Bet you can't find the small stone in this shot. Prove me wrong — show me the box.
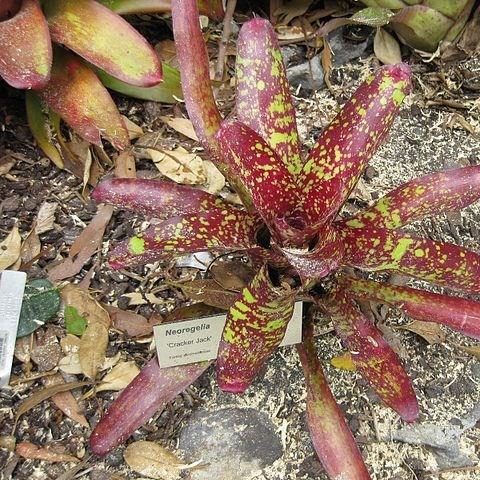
[1,196,20,212]
[286,55,324,95]
[327,27,371,66]
[178,407,283,480]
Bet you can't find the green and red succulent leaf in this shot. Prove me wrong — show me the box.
[38,48,129,150]
[43,0,162,87]
[343,165,480,230]
[0,0,52,89]
[299,63,412,229]
[171,0,222,160]
[341,225,480,295]
[235,18,302,176]
[89,357,210,456]
[216,121,307,245]
[25,90,64,169]
[109,209,262,269]
[94,63,182,104]
[297,321,371,480]
[324,288,419,422]
[216,265,296,393]
[92,178,231,218]
[98,0,224,19]
[341,277,480,340]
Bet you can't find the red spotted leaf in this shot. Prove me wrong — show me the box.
[297,322,371,480]
[171,0,221,160]
[299,63,412,228]
[217,121,305,245]
[0,0,51,89]
[109,209,261,269]
[344,165,480,230]
[90,357,210,456]
[324,288,419,422]
[99,0,224,19]
[340,225,480,295]
[92,178,231,218]
[235,18,302,176]
[38,48,129,150]
[341,277,480,341]
[43,0,162,87]
[216,265,296,393]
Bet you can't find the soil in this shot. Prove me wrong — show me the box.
[0,13,479,480]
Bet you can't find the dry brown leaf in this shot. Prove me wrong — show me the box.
[170,279,237,310]
[155,39,178,66]
[14,336,32,364]
[43,373,89,428]
[15,381,90,426]
[149,146,206,185]
[211,262,254,291]
[58,352,82,375]
[275,22,314,42]
[274,0,313,25]
[61,284,111,328]
[31,329,61,372]
[97,361,140,392]
[0,435,16,451]
[201,160,225,195]
[321,37,333,91]
[455,343,480,359]
[374,27,401,65]
[78,321,109,378]
[115,149,137,178]
[106,305,162,337]
[0,154,16,175]
[121,116,144,140]
[16,441,79,463]
[398,320,446,345]
[48,204,114,281]
[0,225,21,270]
[35,202,58,234]
[159,116,198,141]
[20,227,41,264]
[124,441,183,480]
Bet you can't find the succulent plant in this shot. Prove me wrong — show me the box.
[0,0,184,165]
[89,0,480,477]
[358,0,476,51]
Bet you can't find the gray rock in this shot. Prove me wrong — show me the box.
[388,404,480,468]
[327,27,371,66]
[286,55,324,95]
[178,407,283,480]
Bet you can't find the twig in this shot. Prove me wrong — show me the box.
[214,0,237,81]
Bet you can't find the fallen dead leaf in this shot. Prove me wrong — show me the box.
[149,146,206,185]
[15,381,90,427]
[16,441,79,463]
[31,328,61,372]
[274,0,313,25]
[159,116,198,141]
[96,361,140,392]
[121,116,144,140]
[106,305,162,337]
[58,353,82,375]
[398,320,446,345]
[115,149,137,178]
[170,279,237,310]
[0,154,16,176]
[35,202,58,235]
[374,27,401,65]
[43,373,89,428]
[211,262,254,291]
[201,160,225,195]
[61,284,111,328]
[0,435,16,451]
[0,225,21,270]
[20,226,41,264]
[330,352,356,371]
[454,343,480,359]
[78,321,109,378]
[124,441,184,480]
[48,204,114,281]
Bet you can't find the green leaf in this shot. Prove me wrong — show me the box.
[351,7,395,27]
[17,279,61,338]
[95,63,182,104]
[64,305,87,336]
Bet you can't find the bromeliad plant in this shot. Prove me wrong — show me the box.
[0,0,187,165]
[89,0,480,477]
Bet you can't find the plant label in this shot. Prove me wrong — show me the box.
[0,270,27,388]
[155,301,303,368]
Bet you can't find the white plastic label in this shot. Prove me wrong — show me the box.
[0,271,27,387]
[155,301,302,368]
